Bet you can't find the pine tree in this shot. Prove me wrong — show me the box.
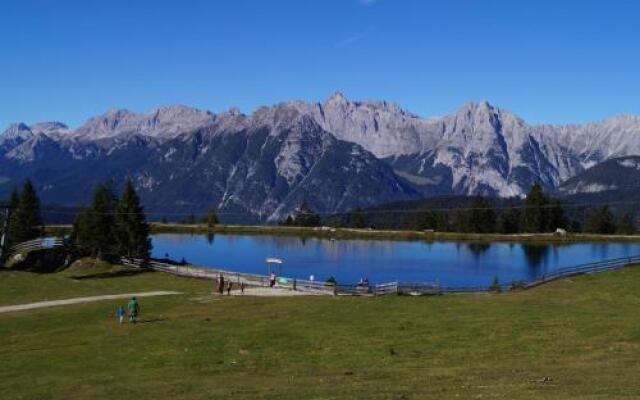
[73,182,118,259]
[293,202,321,227]
[468,195,496,233]
[547,200,567,231]
[202,210,219,228]
[523,182,548,233]
[418,211,437,230]
[498,206,522,234]
[7,188,20,247]
[617,213,636,235]
[584,205,617,234]
[348,208,367,229]
[279,216,294,226]
[115,179,151,259]
[18,180,43,241]
[185,214,196,224]
[9,180,43,244]
[453,209,470,233]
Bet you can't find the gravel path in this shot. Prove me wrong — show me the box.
[0,291,182,314]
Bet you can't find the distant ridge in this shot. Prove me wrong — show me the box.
[2,93,640,222]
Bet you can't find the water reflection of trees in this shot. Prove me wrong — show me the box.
[521,245,550,268]
[206,233,215,245]
[466,243,490,258]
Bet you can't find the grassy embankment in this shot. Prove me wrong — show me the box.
[1,260,640,399]
[46,222,640,243]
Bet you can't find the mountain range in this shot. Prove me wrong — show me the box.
[2,93,639,222]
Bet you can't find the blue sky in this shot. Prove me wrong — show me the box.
[1,0,639,129]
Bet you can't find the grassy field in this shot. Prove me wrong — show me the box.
[2,262,640,399]
[45,223,640,244]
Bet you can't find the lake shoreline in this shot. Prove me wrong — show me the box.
[45,223,640,244]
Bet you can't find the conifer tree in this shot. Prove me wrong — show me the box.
[617,213,636,235]
[453,208,471,233]
[115,179,151,259]
[9,180,43,245]
[584,205,617,234]
[417,210,450,231]
[7,188,20,247]
[185,214,196,224]
[17,180,43,241]
[279,215,294,226]
[547,200,567,231]
[73,182,118,259]
[202,210,219,228]
[467,195,496,233]
[523,182,548,233]
[498,206,522,234]
[348,208,367,229]
[293,202,321,227]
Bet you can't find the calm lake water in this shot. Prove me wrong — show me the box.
[151,233,640,287]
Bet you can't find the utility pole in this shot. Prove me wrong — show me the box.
[0,207,11,263]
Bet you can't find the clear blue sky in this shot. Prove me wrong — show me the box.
[1,0,639,129]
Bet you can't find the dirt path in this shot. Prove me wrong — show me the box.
[0,291,182,314]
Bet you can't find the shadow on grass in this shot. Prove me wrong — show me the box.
[70,268,152,281]
[135,318,167,324]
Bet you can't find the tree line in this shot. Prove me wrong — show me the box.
[303,183,637,235]
[411,183,636,235]
[72,179,151,261]
[1,178,151,262]
[1,180,43,249]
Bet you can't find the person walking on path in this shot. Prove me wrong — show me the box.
[226,280,233,296]
[116,305,125,324]
[216,274,225,295]
[240,281,245,294]
[128,297,140,323]
[269,272,276,288]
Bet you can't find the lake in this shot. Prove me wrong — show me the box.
[151,233,640,287]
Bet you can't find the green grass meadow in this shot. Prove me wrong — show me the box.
[1,262,640,399]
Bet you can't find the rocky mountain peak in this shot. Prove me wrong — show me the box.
[3,95,640,210]
[0,123,35,148]
[2,122,31,137]
[326,91,348,105]
[30,122,69,135]
[456,100,496,118]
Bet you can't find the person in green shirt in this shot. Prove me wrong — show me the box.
[128,297,140,323]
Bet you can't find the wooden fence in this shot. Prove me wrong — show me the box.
[9,237,67,255]
[123,253,640,297]
[11,235,636,296]
[122,258,336,296]
[523,254,640,289]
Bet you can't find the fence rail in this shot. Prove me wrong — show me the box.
[122,258,336,295]
[9,237,66,255]
[12,236,638,296]
[524,254,640,289]
[123,253,640,297]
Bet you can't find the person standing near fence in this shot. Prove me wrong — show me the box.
[226,280,233,295]
[269,272,276,288]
